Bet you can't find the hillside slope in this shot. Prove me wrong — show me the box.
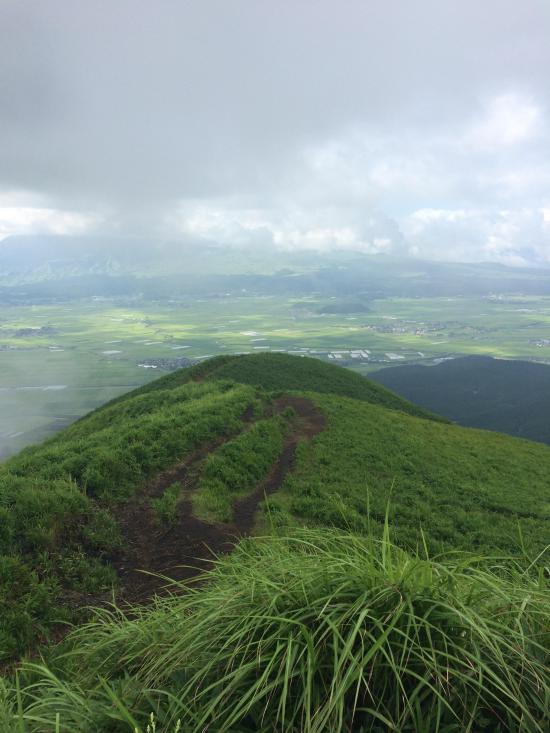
[113,352,446,421]
[264,391,550,555]
[372,354,550,444]
[1,353,549,664]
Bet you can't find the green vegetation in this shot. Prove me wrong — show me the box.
[2,352,550,662]
[0,352,549,731]
[0,556,59,662]
[8,380,253,499]
[0,379,256,661]
[130,353,441,422]
[200,354,442,420]
[265,391,550,557]
[373,354,550,445]
[7,289,550,458]
[194,413,291,522]
[2,530,548,732]
[205,354,442,417]
[152,483,182,526]
[318,301,370,313]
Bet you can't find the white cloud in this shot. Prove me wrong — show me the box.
[466,93,542,149]
[173,198,405,255]
[0,1,549,268]
[271,227,394,253]
[3,86,549,266]
[0,195,100,240]
[403,207,550,265]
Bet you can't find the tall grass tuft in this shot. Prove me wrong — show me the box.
[4,528,549,732]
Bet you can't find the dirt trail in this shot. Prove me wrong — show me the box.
[112,396,325,602]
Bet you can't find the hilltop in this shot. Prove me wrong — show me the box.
[120,352,445,421]
[0,352,548,731]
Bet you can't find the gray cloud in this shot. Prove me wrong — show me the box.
[1,1,550,262]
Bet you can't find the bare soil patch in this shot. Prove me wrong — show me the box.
[111,396,325,602]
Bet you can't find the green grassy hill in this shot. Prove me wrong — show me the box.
[1,353,548,731]
[113,352,446,421]
[264,391,550,555]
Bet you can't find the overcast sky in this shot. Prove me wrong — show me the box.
[1,0,550,265]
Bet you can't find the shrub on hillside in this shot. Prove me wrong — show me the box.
[0,556,58,661]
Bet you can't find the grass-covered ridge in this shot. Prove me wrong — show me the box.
[114,352,445,422]
[1,352,549,731]
[4,530,549,732]
[0,379,258,660]
[2,353,550,661]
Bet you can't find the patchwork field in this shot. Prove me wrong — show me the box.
[3,292,550,456]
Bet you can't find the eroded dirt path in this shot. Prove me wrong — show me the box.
[112,396,325,602]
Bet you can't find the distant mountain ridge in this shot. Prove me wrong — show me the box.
[5,234,550,298]
[372,355,550,445]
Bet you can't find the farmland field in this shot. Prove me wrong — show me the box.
[3,292,550,456]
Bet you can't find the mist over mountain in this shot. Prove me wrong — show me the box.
[4,235,550,302]
[0,234,223,278]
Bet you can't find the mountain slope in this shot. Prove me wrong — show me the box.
[116,352,446,421]
[1,353,549,664]
[265,391,550,555]
[372,355,550,444]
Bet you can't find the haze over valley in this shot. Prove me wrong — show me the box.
[1,3,549,731]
